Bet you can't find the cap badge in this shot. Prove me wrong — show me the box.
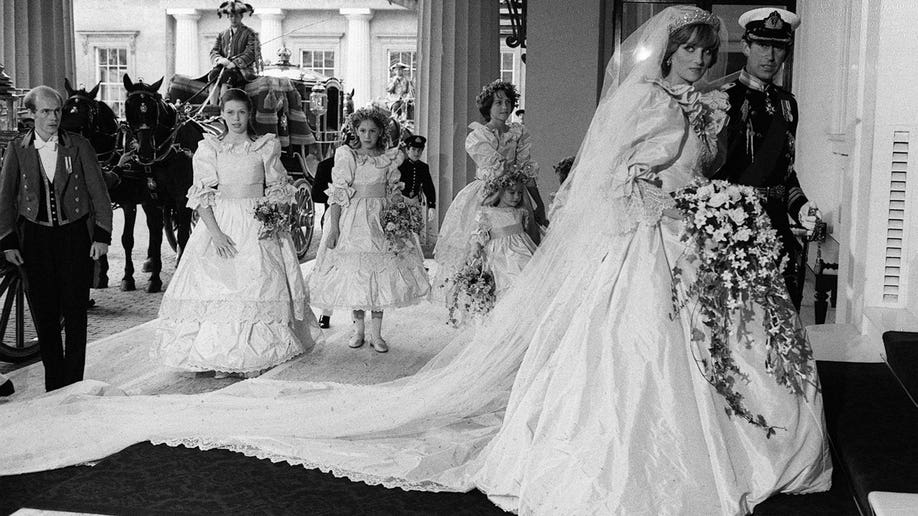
[765,11,784,30]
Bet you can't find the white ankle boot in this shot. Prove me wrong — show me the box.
[349,317,365,348]
[367,317,388,353]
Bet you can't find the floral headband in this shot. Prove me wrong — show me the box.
[347,106,390,134]
[482,164,532,198]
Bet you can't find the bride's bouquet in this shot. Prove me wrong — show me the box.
[670,178,816,437]
[445,247,497,327]
[253,199,296,240]
[381,193,422,255]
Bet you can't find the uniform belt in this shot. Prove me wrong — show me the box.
[354,183,387,198]
[754,185,786,200]
[219,184,264,199]
[490,223,524,239]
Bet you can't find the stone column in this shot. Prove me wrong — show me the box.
[340,8,373,109]
[256,8,285,66]
[0,0,75,92]
[167,8,201,76]
[415,0,500,222]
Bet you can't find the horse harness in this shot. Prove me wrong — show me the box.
[122,89,199,199]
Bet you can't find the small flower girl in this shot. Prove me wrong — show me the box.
[473,170,538,297]
[309,107,430,353]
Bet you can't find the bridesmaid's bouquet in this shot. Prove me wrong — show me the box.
[381,195,422,255]
[670,178,817,437]
[445,247,497,327]
[253,199,296,240]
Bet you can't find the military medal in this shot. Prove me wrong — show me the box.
[781,99,793,122]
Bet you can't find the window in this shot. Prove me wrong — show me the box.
[388,50,417,78]
[501,51,515,84]
[301,50,336,78]
[96,47,129,117]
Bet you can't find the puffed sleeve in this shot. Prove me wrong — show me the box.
[384,147,405,195]
[618,82,689,196]
[324,146,357,207]
[262,135,297,204]
[465,123,504,181]
[187,136,220,210]
[513,125,540,183]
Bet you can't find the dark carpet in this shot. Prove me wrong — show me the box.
[817,359,918,515]
[2,442,505,516]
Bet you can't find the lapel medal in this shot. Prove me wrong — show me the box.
[781,100,793,123]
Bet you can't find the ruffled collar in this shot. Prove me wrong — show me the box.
[648,77,729,169]
[207,133,276,153]
[650,78,728,133]
[468,121,523,143]
[347,145,402,167]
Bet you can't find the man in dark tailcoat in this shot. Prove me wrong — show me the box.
[207,1,261,106]
[712,8,821,309]
[0,86,113,391]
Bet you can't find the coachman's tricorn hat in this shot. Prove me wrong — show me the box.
[217,1,254,17]
[739,8,800,45]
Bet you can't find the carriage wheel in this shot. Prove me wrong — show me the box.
[164,207,198,253]
[0,262,41,362]
[291,178,315,263]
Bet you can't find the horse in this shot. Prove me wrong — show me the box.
[119,74,207,293]
[60,79,123,291]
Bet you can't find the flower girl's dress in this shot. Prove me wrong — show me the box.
[474,206,536,297]
[309,145,429,310]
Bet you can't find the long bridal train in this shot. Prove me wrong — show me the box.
[0,6,831,515]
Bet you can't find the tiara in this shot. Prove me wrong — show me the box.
[668,9,720,33]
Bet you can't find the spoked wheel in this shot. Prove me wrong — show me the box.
[0,262,41,362]
[292,178,315,263]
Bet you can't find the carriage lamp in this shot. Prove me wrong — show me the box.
[309,84,328,116]
[0,96,16,132]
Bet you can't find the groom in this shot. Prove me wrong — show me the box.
[0,86,113,391]
[712,8,819,310]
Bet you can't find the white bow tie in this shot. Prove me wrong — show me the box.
[34,135,58,150]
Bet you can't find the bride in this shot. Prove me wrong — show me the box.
[0,6,830,514]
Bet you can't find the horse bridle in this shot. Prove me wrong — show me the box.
[123,89,194,166]
[65,93,120,163]
[65,93,99,131]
